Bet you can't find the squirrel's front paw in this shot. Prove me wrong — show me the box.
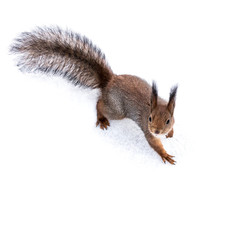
[166,128,174,138]
[96,117,110,130]
[160,152,176,165]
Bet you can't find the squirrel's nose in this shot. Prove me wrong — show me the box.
[155,130,160,134]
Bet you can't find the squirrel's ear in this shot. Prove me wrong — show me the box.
[151,81,158,111]
[167,85,178,115]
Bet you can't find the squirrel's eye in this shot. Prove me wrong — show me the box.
[149,116,152,122]
[166,119,170,125]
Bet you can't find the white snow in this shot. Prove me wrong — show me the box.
[0,1,240,239]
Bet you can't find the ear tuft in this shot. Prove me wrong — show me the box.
[168,85,178,115]
[169,85,178,102]
[151,81,158,110]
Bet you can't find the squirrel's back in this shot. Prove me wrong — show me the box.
[10,26,113,89]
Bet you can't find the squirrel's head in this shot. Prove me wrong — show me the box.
[148,82,178,136]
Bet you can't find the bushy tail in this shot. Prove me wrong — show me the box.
[10,26,113,89]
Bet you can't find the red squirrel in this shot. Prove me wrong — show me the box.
[10,27,178,164]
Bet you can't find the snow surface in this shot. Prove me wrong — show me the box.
[0,1,240,239]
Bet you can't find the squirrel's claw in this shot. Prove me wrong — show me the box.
[161,153,176,165]
[96,117,110,130]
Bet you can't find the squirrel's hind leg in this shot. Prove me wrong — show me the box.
[96,99,110,130]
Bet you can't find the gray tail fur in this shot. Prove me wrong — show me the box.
[10,26,113,89]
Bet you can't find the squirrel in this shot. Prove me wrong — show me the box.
[10,26,178,164]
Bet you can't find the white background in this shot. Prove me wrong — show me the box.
[0,0,240,239]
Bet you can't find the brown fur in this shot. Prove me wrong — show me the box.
[10,26,178,164]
